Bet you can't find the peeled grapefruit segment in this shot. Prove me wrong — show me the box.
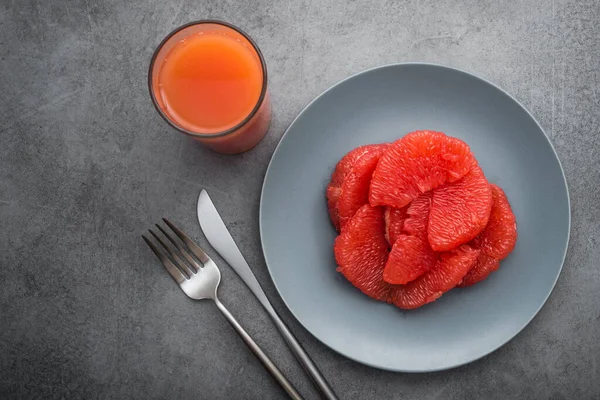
[326,187,342,230]
[327,144,387,230]
[334,204,391,301]
[337,145,389,229]
[458,253,500,287]
[459,185,517,286]
[428,166,493,252]
[384,206,408,245]
[383,235,438,284]
[369,131,477,208]
[384,194,434,284]
[471,184,518,260]
[402,192,432,238]
[329,146,371,188]
[390,245,479,309]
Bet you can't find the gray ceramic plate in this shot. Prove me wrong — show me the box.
[259,63,570,372]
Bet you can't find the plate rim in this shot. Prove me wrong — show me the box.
[259,62,571,372]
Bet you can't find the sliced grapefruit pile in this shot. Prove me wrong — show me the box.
[328,131,517,310]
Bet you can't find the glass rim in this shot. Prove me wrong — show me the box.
[148,20,268,139]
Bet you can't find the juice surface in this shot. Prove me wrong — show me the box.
[157,32,263,134]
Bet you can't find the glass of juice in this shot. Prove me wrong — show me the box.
[148,21,271,154]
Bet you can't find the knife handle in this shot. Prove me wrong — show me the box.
[266,305,339,400]
[234,268,338,400]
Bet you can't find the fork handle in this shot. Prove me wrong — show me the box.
[214,298,304,400]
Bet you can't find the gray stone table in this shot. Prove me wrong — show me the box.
[1,0,599,399]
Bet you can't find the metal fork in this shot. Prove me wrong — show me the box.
[142,218,303,400]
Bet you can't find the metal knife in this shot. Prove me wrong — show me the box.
[197,190,338,400]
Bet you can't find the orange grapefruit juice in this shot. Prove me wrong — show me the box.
[150,22,270,154]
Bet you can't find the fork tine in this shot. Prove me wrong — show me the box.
[149,229,193,278]
[156,224,201,273]
[142,235,187,284]
[162,218,211,263]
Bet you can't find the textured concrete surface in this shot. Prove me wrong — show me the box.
[1,0,599,399]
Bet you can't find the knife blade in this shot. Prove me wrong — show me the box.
[196,189,273,310]
[197,189,338,400]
